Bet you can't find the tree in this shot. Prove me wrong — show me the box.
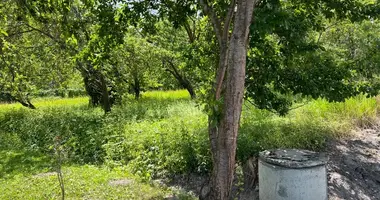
[322,19,380,83]
[0,1,75,108]
[152,21,198,99]
[11,0,130,113]
[245,0,380,115]
[150,19,217,99]
[110,29,163,100]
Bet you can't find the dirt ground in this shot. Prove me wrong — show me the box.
[327,125,380,200]
[167,124,380,200]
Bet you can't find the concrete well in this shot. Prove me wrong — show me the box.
[259,149,327,200]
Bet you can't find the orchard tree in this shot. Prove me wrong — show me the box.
[110,30,163,100]
[0,1,74,107]
[322,19,380,82]
[150,19,217,99]
[11,0,130,113]
[245,1,380,115]
[151,20,199,99]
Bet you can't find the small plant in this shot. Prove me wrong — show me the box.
[54,135,65,200]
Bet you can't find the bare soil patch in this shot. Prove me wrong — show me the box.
[108,179,134,186]
[327,125,380,200]
[164,124,380,199]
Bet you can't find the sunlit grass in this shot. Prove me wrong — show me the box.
[0,164,196,200]
[0,90,190,111]
[0,97,89,111]
[0,90,379,198]
[141,90,190,100]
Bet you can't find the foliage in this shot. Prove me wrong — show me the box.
[0,2,77,107]
[104,103,210,179]
[238,94,378,162]
[1,91,378,180]
[245,0,380,115]
[147,19,217,97]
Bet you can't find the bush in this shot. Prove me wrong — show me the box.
[237,94,378,163]
[0,106,106,163]
[0,91,378,181]
[103,100,211,180]
[0,91,211,178]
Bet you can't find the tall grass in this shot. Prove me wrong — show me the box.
[141,90,190,100]
[0,90,378,180]
[0,97,89,113]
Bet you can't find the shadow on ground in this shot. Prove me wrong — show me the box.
[164,125,380,200]
[0,149,51,179]
[327,127,380,200]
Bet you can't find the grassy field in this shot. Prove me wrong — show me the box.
[0,90,378,199]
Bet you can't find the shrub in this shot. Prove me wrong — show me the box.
[0,91,378,181]
[0,106,106,163]
[103,101,211,180]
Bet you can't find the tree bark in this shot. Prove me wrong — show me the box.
[78,62,112,113]
[99,71,111,113]
[205,0,256,199]
[132,73,141,100]
[184,79,197,99]
[165,59,197,99]
[242,157,259,190]
[79,63,102,106]
[17,98,36,109]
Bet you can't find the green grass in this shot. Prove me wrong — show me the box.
[0,97,89,112]
[0,90,378,199]
[141,90,190,100]
[0,164,195,200]
[0,150,51,179]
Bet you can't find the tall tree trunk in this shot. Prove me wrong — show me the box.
[206,0,255,199]
[78,62,112,113]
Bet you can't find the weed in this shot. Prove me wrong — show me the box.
[0,90,378,185]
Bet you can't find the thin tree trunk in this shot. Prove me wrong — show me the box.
[184,80,196,99]
[17,99,36,109]
[206,0,255,199]
[242,157,259,190]
[133,74,140,100]
[99,72,111,113]
[165,59,197,99]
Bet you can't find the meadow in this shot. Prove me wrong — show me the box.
[0,90,378,199]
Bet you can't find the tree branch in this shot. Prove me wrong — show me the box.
[183,20,195,43]
[199,0,223,47]
[5,29,35,37]
[22,23,59,42]
[222,0,236,42]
